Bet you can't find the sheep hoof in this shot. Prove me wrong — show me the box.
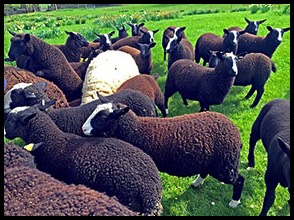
[229,199,240,208]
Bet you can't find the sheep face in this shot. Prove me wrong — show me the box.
[223,29,245,53]
[95,31,115,51]
[8,33,33,61]
[4,82,32,114]
[266,26,290,45]
[65,31,89,47]
[140,29,159,44]
[216,52,238,77]
[164,34,179,54]
[4,82,49,115]
[128,22,145,36]
[136,42,156,58]
[82,102,129,137]
[244,17,267,35]
[117,25,128,38]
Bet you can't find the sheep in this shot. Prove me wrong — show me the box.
[7,30,83,102]
[82,98,245,208]
[4,142,138,216]
[116,74,166,117]
[112,29,159,50]
[162,26,187,61]
[4,65,69,109]
[81,50,140,103]
[53,30,89,62]
[4,103,163,216]
[80,42,100,62]
[28,89,158,136]
[4,82,53,121]
[127,22,149,36]
[195,29,246,66]
[224,17,267,36]
[163,27,194,69]
[70,47,103,81]
[208,52,277,108]
[236,26,290,58]
[164,52,238,112]
[118,42,156,74]
[93,31,115,51]
[93,25,129,44]
[247,99,290,216]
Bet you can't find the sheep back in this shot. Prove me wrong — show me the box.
[81,50,140,103]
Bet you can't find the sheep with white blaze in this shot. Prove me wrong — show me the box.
[164,26,194,69]
[208,52,277,108]
[4,102,163,216]
[195,29,246,66]
[81,50,140,104]
[224,17,267,36]
[247,99,290,216]
[82,97,245,208]
[127,22,149,36]
[236,26,290,58]
[164,52,238,112]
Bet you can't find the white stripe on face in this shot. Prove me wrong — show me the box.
[82,103,114,136]
[4,82,32,113]
[226,52,238,75]
[148,31,154,43]
[232,31,238,44]
[104,34,111,45]
[276,28,283,42]
[9,106,30,114]
[165,34,177,51]
[254,21,258,32]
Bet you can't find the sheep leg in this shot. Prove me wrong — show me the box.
[181,96,188,107]
[229,175,244,208]
[191,173,208,187]
[243,86,255,100]
[247,133,259,168]
[250,87,264,108]
[259,172,278,216]
[199,103,209,112]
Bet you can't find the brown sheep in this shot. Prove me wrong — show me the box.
[116,73,166,117]
[7,30,83,102]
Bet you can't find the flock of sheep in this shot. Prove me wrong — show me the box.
[4,13,290,216]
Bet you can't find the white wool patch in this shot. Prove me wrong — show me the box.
[165,34,177,51]
[225,52,238,75]
[81,50,139,104]
[276,28,283,42]
[82,103,114,136]
[4,82,32,113]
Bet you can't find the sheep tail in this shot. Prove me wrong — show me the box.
[271,61,277,73]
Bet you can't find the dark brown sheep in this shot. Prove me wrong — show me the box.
[7,30,83,102]
[82,100,245,208]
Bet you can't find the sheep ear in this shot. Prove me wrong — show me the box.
[140,29,147,34]
[36,99,56,111]
[94,32,102,37]
[24,34,31,42]
[96,91,110,103]
[180,27,186,32]
[24,91,36,99]
[122,25,125,30]
[266,26,273,32]
[35,81,47,91]
[283,27,290,33]
[109,31,115,36]
[223,29,229,35]
[127,22,133,27]
[239,30,246,35]
[113,106,130,119]
[207,49,213,55]
[153,29,159,34]
[139,23,145,27]
[277,137,290,157]
[258,19,267,24]
[65,30,70,35]
[24,142,43,152]
[244,17,250,24]
[7,29,16,36]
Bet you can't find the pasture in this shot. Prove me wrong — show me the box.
[4,4,290,216]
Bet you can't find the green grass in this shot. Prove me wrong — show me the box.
[4,4,290,216]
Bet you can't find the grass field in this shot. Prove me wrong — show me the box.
[4,4,290,216]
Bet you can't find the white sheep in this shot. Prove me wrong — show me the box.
[81,50,140,104]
